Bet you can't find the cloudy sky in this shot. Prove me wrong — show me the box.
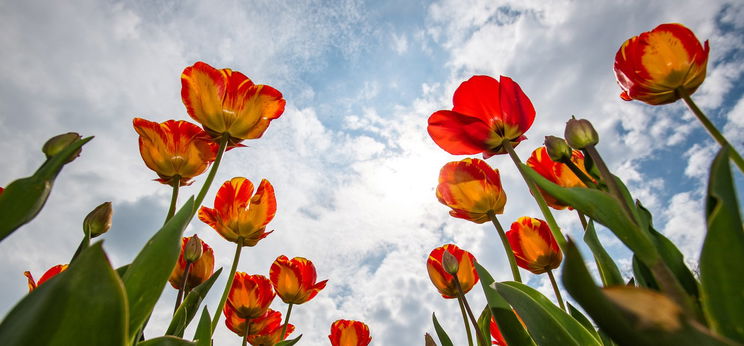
[1,0,742,344]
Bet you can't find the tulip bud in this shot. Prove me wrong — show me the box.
[84,202,113,238]
[184,235,203,263]
[543,136,572,162]
[564,117,599,149]
[442,250,459,275]
[425,333,437,346]
[42,132,82,162]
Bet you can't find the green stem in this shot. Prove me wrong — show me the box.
[280,303,294,341]
[546,269,566,311]
[455,279,489,346]
[70,233,90,263]
[488,211,521,283]
[211,238,244,333]
[584,145,638,224]
[678,88,744,173]
[165,178,181,223]
[173,262,192,314]
[502,140,567,251]
[563,159,598,189]
[576,211,588,231]
[242,320,251,346]
[194,134,229,213]
[457,295,474,346]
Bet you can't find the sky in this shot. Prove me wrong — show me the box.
[0,0,743,345]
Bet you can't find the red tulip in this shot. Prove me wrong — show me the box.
[436,158,507,223]
[227,272,276,319]
[426,244,479,299]
[526,146,591,210]
[270,255,328,304]
[168,236,215,290]
[489,316,507,345]
[507,217,562,274]
[428,75,535,158]
[329,319,371,346]
[24,264,68,292]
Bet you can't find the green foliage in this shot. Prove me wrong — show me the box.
[193,307,212,346]
[138,336,196,346]
[582,220,624,286]
[476,305,492,346]
[276,335,303,346]
[432,312,454,346]
[474,263,535,346]
[167,268,223,337]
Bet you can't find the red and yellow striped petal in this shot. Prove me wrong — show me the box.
[224,306,284,337]
[526,147,589,210]
[168,236,215,289]
[329,320,372,346]
[247,322,295,345]
[227,272,276,319]
[506,217,562,274]
[426,244,479,299]
[181,62,229,133]
[436,158,507,224]
[270,255,328,304]
[24,264,68,292]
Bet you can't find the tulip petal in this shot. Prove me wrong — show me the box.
[181,62,228,133]
[428,110,491,155]
[498,76,536,138]
[452,75,503,124]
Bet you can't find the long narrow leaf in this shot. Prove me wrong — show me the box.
[583,220,624,286]
[432,312,454,346]
[167,268,223,337]
[193,307,212,346]
[474,263,535,346]
[137,336,196,346]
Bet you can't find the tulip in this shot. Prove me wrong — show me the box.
[42,132,82,163]
[224,306,284,337]
[169,236,215,290]
[506,217,562,274]
[83,201,113,238]
[526,147,591,210]
[329,319,372,346]
[564,117,598,150]
[427,244,479,299]
[543,136,571,163]
[133,118,217,186]
[428,75,535,158]
[199,177,276,247]
[436,158,507,224]
[227,272,276,319]
[24,264,68,292]
[246,322,295,346]
[270,255,328,304]
[181,61,286,147]
[489,316,507,345]
[614,23,709,105]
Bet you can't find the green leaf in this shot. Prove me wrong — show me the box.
[123,197,195,342]
[0,136,93,241]
[432,312,454,346]
[476,305,492,346]
[495,281,601,346]
[523,164,658,264]
[116,264,130,279]
[562,239,731,346]
[193,307,212,346]
[582,220,624,286]
[632,255,658,290]
[137,336,196,346]
[167,268,223,337]
[0,242,127,346]
[700,148,744,343]
[276,335,303,346]
[474,263,535,346]
[567,303,601,343]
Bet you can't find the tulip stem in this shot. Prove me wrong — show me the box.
[488,212,521,283]
[502,140,567,251]
[457,295,474,346]
[194,134,229,213]
[678,88,744,173]
[576,211,588,231]
[546,269,566,311]
[165,178,181,223]
[584,145,638,225]
[563,160,598,189]
[455,279,489,346]
[211,237,244,333]
[173,262,192,314]
[280,303,294,341]
[242,320,251,346]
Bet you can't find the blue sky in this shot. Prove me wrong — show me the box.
[0,0,742,345]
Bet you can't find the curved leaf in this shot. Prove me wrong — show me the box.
[193,307,212,346]
[474,263,535,346]
[167,268,223,337]
[567,302,600,343]
[432,312,454,346]
[476,305,492,346]
[276,334,303,346]
[137,336,195,346]
[583,220,624,286]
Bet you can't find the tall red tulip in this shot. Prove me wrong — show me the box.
[506,217,562,274]
[270,255,328,304]
[436,158,507,223]
[329,319,371,346]
[168,236,215,289]
[426,244,479,299]
[226,272,276,319]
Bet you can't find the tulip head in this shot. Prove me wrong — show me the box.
[329,319,372,346]
[543,136,571,163]
[436,158,507,224]
[246,319,295,345]
[83,201,113,238]
[42,132,82,163]
[224,306,293,341]
[24,264,68,292]
[614,23,709,105]
[133,118,217,186]
[270,255,328,305]
[184,234,204,263]
[427,244,479,299]
[526,146,591,210]
[227,272,276,319]
[168,236,215,290]
[564,117,598,149]
[428,75,535,158]
[507,217,562,274]
[181,61,286,147]
[199,177,277,247]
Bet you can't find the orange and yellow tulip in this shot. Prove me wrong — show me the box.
[199,177,276,246]
[428,75,535,158]
[227,272,276,319]
[426,244,479,299]
[246,321,295,345]
[614,23,709,105]
[436,158,507,223]
[329,319,371,346]
[270,255,328,304]
[224,306,291,339]
[133,118,217,186]
[24,264,68,292]
[181,61,286,146]
[526,146,590,210]
[168,236,215,290]
[506,217,562,274]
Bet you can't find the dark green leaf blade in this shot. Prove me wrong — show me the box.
[476,305,492,346]
[167,268,223,337]
[582,220,624,286]
[137,336,196,346]
[276,335,303,346]
[193,307,212,346]
[567,302,601,342]
[432,312,454,346]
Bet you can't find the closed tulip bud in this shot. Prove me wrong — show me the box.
[442,250,459,275]
[425,333,436,346]
[564,117,598,149]
[544,136,571,163]
[184,235,203,263]
[84,202,113,238]
[42,132,82,162]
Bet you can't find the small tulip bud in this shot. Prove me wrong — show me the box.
[442,250,459,275]
[564,117,599,149]
[84,202,113,238]
[425,333,437,346]
[184,235,203,263]
[543,136,572,162]
[42,132,82,162]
